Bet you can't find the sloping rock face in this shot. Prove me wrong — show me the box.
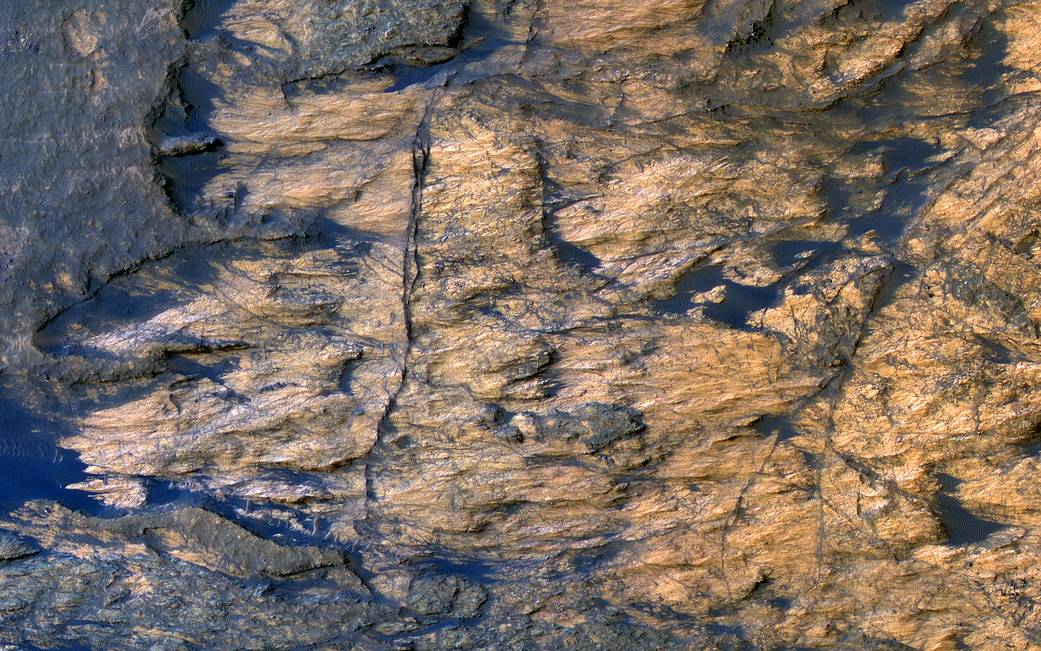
[2,0,1041,648]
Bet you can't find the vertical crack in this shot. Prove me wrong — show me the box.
[363,96,437,516]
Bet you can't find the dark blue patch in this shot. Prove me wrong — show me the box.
[154,63,229,213]
[754,414,801,441]
[181,0,238,42]
[845,137,941,245]
[819,175,857,223]
[538,158,603,274]
[382,7,517,92]
[966,16,1013,127]
[33,243,230,358]
[0,385,103,516]
[337,356,361,396]
[863,0,917,23]
[477,304,504,318]
[138,478,209,509]
[863,137,941,176]
[865,261,916,316]
[165,353,241,382]
[705,621,747,639]
[178,66,225,133]
[310,216,378,249]
[543,211,603,273]
[847,188,928,243]
[415,557,496,584]
[656,264,726,313]
[560,540,626,577]
[153,1,244,213]
[935,473,1005,546]
[656,264,781,328]
[158,148,228,212]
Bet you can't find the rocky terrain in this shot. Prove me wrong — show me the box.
[1,0,1041,648]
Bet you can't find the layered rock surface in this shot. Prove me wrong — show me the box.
[2,0,1041,648]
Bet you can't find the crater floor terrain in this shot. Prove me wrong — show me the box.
[2,0,1041,648]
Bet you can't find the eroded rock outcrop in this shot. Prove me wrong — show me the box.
[2,0,1041,648]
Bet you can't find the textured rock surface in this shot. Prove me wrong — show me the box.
[3,0,1041,648]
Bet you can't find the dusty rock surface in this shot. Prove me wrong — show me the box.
[2,0,1041,648]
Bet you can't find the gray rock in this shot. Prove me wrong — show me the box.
[0,534,36,561]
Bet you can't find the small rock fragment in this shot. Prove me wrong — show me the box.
[157,134,221,157]
[0,533,37,561]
